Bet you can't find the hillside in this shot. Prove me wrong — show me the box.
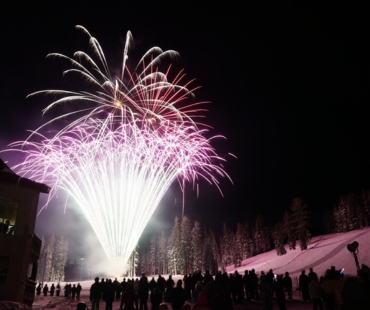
[226,227,370,279]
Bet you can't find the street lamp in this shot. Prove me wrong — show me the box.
[347,241,360,272]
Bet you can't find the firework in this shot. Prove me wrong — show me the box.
[4,26,232,272]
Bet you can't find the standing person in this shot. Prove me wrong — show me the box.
[65,283,72,299]
[90,277,102,310]
[203,270,213,287]
[259,275,273,310]
[76,283,82,300]
[36,283,42,296]
[56,283,61,296]
[309,273,324,310]
[192,290,212,310]
[71,284,77,301]
[50,283,55,296]
[274,274,287,310]
[299,270,310,301]
[138,273,149,310]
[283,272,293,300]
[43,284,49,297]
[183,274,192,302]
[120,282,138,310]
[1,220,9,233]
[149,277,157,295]
[229,273,236,304]
[249,269,259,300]
[103,279,115,310]
[265,269,274,284]
[308,267,318,284]
[134,278,140,295]
[165,275,174,302]
[192,281,204,304]
[242,270,251,301]
[171,279,187,310]
[210,284,233,310]
[121,278,127,295]
[340,274,370,309]
[193,271,204,286]
[234,270,244,304]
[321,269,337,310]
[114,277,121,300]
[157,275,166,299]
[150,287,162,310]
[101,278,107,297]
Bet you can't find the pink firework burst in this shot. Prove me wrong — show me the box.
[3,26,234,274]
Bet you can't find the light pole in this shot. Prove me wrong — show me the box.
[347,241,360,272]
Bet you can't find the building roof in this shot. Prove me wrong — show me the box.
[0,158,50,194]
[0,158,15,174]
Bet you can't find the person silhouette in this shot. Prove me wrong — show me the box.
[1,220,9,233]
[43,284,49,296]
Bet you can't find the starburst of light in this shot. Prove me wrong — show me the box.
[4,26,233,272]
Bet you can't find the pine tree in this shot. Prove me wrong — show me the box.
[337,195,351,232]
[290,197,311,250]
[44,235,56,281]
[158,230,168,275]
[234,223,246,267]
[139,251,149,275]
[167,216,181,275]
[128,245,139,277]
[191,220,203,273]
[282,210,296,250]
[219,223,233,271]
[333,205,343,232]
[37,236,46,282]
[239,220,254,259]
[149,237,157,275]
[334,193,364,233]
[201,227,218,274]
[254,215,270,254]
[180,216,193,274]
[247,225,257,257]
[347,193,360,230]
[205,227,220,273]
[53,236,68,282]
[202,238,216,274]
[272,222,287,256]
[360,189,370,227]
[345,192,363,230]
[322,209,336,234]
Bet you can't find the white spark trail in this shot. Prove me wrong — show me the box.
[3,26,234,273]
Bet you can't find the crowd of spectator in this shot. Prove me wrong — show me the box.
[35,264,370,310]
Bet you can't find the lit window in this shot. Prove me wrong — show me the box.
[0,197,19,235]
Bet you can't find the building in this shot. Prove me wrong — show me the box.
[0,158,50,307]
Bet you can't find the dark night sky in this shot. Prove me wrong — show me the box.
[1,2,370,254]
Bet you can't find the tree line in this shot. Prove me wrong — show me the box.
[35,235,68,283]
[138,189,370,274]
[36,188,370,279]
[136,196,310,276]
